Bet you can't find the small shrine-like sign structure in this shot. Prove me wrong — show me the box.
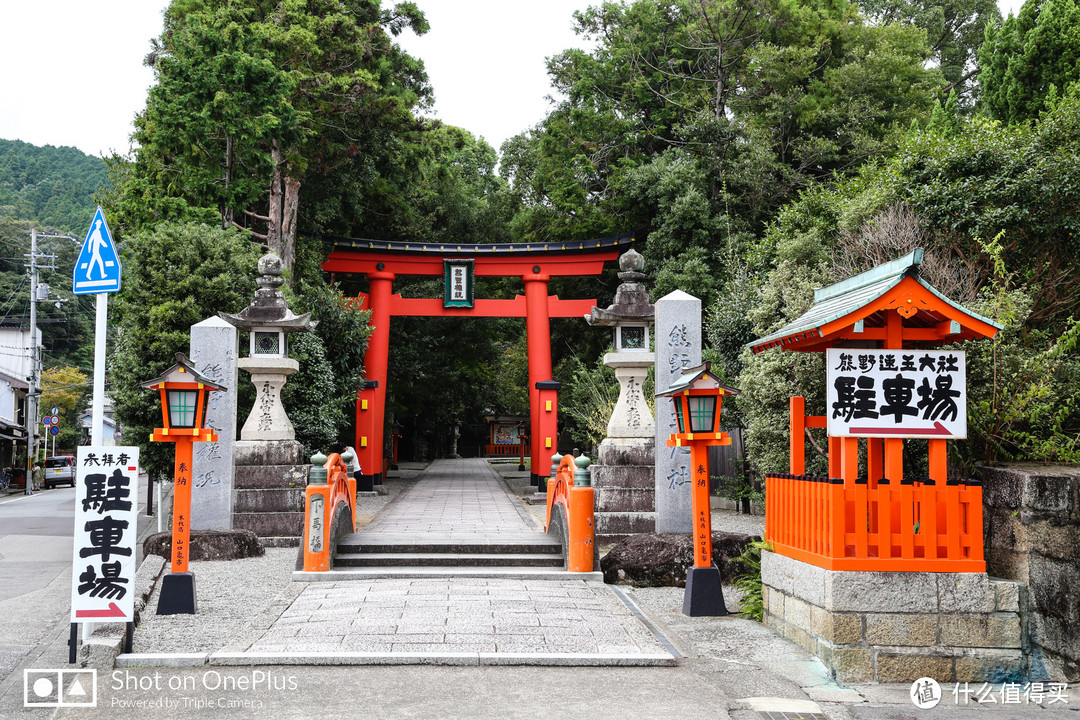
[322,233,628,485]
[749,249,1002,572]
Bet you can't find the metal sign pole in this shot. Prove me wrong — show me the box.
[90,294,107,446]
[72,207,123,648]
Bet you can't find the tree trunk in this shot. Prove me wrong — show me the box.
[716,40,725,122]
[223,135,235,228]
[267,141,285,258]
[266,140,301,273]
[281,175,300,271]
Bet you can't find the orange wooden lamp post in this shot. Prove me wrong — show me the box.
[657,362,739,616]
[142,352,224,614]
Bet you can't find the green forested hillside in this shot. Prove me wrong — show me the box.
[0,139,101,371]
[0,138,108,233]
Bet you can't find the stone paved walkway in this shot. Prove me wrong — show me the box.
[356,457,548,543]
[240,577,671,659]
[220,459,677,665]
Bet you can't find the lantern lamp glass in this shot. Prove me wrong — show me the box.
[166,389,199,428]
[619,325,647,351]
[254,330,282,356]
[673,397,685,433]
[687,395,717,433]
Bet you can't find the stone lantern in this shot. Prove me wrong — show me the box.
[586,248,655,438]
[220,252,316,441]
[584,248,656,540]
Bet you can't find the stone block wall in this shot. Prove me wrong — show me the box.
[232,440,308,547]
[982,464,1080,681]
[592,438,656,541]
[762,550,1026,684]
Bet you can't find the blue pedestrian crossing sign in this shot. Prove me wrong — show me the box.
[73,207,121,295]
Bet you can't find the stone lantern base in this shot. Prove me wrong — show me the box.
[591,437,656,541]
[232,440,309,546]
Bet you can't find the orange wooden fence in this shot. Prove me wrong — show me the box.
[765,473,984,572]
[545,454,595,573]
[485,444,521,457]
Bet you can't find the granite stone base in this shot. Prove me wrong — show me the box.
[232,440,308,544]
[762,550,1027,684]
[593,438,656,541]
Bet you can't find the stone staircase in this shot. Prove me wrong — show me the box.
[232,440,308,546]
[314,533,571,579]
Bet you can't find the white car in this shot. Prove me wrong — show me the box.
[45,455,76,489]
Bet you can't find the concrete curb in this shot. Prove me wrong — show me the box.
[205,651,677,667]
[79,555,168,670]
[116,652,210,668]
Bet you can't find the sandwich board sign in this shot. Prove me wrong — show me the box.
[70,447,140,622]
[72,207,121,295]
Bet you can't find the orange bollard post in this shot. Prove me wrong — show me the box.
[567,485,595,572]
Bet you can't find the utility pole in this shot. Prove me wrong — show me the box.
[25,229,40,495]
[24,229,68,495]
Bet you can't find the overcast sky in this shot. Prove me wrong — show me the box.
[0,0,1027,160]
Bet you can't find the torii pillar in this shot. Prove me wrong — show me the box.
[523,266,554,485]
[358,269,395,487]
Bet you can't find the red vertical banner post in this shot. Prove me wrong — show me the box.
[535,381,561,492]
[828,436,841,479]
[523,269,553,486]
[789,396,805,475]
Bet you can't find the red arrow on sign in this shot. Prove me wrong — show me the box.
[848,421,952,436]
[75,602,125,618]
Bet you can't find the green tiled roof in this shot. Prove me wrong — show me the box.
[748,248,1001,351]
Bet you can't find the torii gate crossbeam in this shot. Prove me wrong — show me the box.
[321,232,631,487]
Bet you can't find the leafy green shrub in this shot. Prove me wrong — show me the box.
[957,234,1080,468]
[732,540,772,622]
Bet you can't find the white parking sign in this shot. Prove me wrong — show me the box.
[70,447,139,622]
[826,348,967,439]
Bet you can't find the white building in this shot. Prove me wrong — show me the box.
[0,327,37,474]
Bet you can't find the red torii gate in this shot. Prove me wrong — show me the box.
[322,233,629,486]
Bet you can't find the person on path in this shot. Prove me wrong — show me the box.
[343,444,361,481]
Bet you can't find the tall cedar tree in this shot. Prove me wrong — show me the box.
[118,0,430,270]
